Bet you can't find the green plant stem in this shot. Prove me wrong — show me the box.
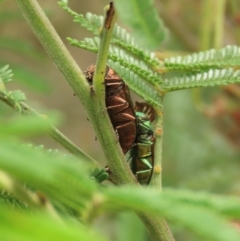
[140,104,175,241]
[86,3,136,185]
[200,0,214,50]
[14,1,174,240]
[14,0,135,182]
[213,0,226,49]
[93,3,117,102]
[229,0,240,44]
[139,215,175,241]
[152,105,164,188]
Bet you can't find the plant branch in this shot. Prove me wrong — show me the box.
[138,215,175,241]
[13,1,174,240]
[14,0,135,183]
[138,103,175,241]
[93,2,117,101]
[86,2,137,185]
[152,105,164,188]
[0,91,96,164]
[200,0,214,50]
[213,0,226,49]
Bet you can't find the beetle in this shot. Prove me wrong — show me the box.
[129,104,155,185]
[85,65,137,154]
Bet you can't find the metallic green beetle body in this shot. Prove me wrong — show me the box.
[130,111,154,185]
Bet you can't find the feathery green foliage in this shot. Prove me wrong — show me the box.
[114,0,167,49]
[0,65,13,88]
[108,60,162,107]
[0,65,26,111]
[68,37,162,85]
[61,0,240,94]
[3,1,240,241]
[112,25,160,67]
[1,128,240,241]
[163,68,240,92]
[0,138,96,211]
[164,45,240,71]
[59,1,160,68]
[68,37,163,106]
[0,98,239,240]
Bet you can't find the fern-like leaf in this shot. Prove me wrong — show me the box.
[109,45,163,85]
[85,12,161,68]
[108,60,162,107]
[0,65,13,83]
[164,45,240,71]
[114,0,167,50]
[68,37,162,85]
[0,65,26,112]
[69,37,162,106]
[0,65,13,90]
[59,1,160,68]
[163,68,240,92]
[112,25,160,67]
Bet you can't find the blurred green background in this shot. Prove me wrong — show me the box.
[1,1,240,240]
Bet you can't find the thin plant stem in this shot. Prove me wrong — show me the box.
[151,105,164,189]
[0,91,97,164]
[93,3,117,102]
[13,0,135,185]
[200,0,214,50]
[213,0,226,49]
